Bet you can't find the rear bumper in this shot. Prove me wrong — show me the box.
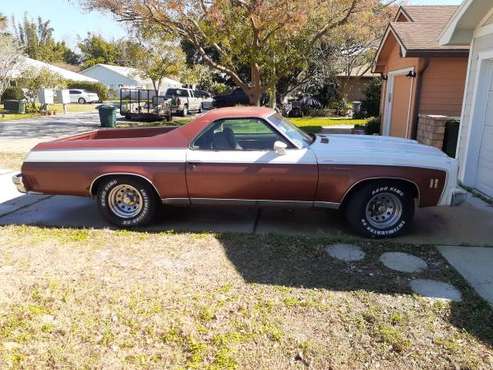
[450,188,468,206]
[12,173,26,193]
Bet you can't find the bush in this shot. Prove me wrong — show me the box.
[365,117,381,135]
[361,78,381,118]
[1,86,25,103]
[66,81,109,101]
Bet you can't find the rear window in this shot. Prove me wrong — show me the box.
[165,89,188,98]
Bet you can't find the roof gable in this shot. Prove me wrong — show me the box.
[373,5,469,72]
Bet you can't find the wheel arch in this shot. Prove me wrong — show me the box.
[89,173,161,198]
[340,177,420,209]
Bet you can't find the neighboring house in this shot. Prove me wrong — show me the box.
[80,64,181,93]
[440,0,493,198]
[373,6,469,139]
[336,65,378,102]
[11,57,98,82]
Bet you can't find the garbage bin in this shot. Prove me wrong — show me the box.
[97,105,117,128]
[4,99,26,114]
[443,120,460,158]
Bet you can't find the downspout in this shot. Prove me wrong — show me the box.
[411,58,430,139]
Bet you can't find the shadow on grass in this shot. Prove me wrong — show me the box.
[216,233,493,347]
[1,195,492,347]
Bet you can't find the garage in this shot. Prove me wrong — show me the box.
[440,0,493,199]
[476,61,493,196]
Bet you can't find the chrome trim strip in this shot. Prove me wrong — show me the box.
[162,198,190,206]
[89,173,161,197]
[313,201,340,209]
[183,198,341,209]
[190,198,313,207]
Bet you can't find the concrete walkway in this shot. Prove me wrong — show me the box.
[438,246,493,306]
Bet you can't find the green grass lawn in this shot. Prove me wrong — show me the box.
[0,226,491,368]
[0,104,99,122]
[117,116,368,134]
[289,117,368,134]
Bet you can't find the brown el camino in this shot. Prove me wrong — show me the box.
[13,107,466,238]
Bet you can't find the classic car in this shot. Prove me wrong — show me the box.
[13,106,466,238]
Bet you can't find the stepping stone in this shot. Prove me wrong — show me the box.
[410,279,462,302]
[325,244,365,262]
[379,252,427,273]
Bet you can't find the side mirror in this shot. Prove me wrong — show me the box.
[273,140,288,155]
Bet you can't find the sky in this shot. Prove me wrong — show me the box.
[1,0,464,49]
[1,0,128,48]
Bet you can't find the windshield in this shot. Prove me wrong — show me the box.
[267,113,313,148]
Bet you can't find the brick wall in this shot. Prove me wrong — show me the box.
[416,114,452,149]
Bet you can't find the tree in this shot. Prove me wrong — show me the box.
[0,34,23,98]
[0,13,7,31]
[82,0,369,106]
[12,15,77,64]
[78,33,120,68]
[16,67,66,110]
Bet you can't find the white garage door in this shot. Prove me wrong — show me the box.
[476,60,493,197]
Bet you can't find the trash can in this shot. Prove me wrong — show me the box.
[97,105,117,128]
[4,99,26,114]
[443,120,460,157]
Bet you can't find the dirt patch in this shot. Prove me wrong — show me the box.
[0,226,491,369]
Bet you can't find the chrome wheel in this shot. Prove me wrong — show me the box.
[365,192,403,229]
[108,184,143,219]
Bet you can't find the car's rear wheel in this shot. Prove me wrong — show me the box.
[78,97,86,104]
[344,181,415,238]
[96,176,159,227]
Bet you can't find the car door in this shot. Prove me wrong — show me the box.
[186,117,318,204]
[69,90,80,103]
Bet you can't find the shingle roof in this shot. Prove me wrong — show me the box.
[390,22,468,51]
[390,5,469,53]
[400,6,459,23]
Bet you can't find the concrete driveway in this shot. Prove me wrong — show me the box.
[0,171,492,245]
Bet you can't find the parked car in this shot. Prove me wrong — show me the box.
[69,89,100,104]
[194,89,214,110]
[213,88,250,108]
[164,88,201,115]
[14,107,466,238]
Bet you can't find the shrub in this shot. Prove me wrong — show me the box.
[66,81,109,101]
[361,78,381,118]
[1,87,24,102]
[365,117,381,135]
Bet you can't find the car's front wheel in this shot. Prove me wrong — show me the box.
[344,181,415,238]
[78,97,86,104]
[96,176,159,227]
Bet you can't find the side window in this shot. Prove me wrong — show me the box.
[193,118,290,151]
[69,90,80,94]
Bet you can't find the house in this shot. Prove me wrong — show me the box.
[11,57,98,83]
[373,6,469,140]
[336,64,378,102]
[440,0,493,199]
[80,64,181,93]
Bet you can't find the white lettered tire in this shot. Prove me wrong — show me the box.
[96,176,158,227]
[344,181,415,238]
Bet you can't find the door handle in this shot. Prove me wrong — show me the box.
[188,161,201,169]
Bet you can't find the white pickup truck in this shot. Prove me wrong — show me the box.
[164,88,202,116]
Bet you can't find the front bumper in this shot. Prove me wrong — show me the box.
[12,173,26,193]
